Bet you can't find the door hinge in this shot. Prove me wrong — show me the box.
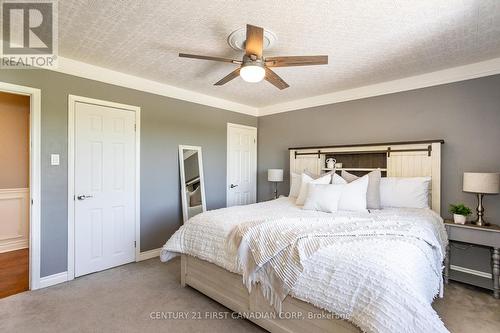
[134,241,136,248]
[31,199,33,205]
[134,123,136,131]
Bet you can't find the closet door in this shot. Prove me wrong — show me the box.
[227,123,257,207]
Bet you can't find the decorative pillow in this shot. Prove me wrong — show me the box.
[296,173,332,205]
[341,170,382,209]
[289,172,301,197]
[379,177,431,209]
[332,172,348,185]
[305,170,336,181]
[290,171,338,197]
[303,184,343,213]
[340,170,359,183]
[337,175,369,212]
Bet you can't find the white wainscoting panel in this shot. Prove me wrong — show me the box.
[0,188,29,253]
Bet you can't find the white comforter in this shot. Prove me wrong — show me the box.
[161,197,449,333]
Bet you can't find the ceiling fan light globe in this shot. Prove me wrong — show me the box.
[240,65,265,83]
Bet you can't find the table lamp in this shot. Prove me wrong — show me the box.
[463,172,500,226]
[268,169,283,199]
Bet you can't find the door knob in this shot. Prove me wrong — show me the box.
[77,194,94,200]
[230,184,238,188]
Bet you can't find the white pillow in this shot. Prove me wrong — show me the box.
[296,173,332,205]
[290,171,339,198]
[341,170,382,210]
[332,173,348,185]
[289,172,301,197]
[337,175,369,212]
[380,177,431,209]
[303,184,343,213]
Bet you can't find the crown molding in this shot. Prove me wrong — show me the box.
[52,56,259,116]
[258,57,500,116]
[23,55,500,117]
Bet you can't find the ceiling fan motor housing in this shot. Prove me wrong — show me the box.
[242,55,264,67]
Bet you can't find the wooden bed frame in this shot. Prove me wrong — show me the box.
[181,140,444,332]
[181,254,359,332]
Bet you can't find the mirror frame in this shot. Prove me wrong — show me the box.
[178,145,207,223]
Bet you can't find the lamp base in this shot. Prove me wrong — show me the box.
[472,218,489,227]
[472,193,488,226]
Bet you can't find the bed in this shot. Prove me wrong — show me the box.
[161,140,448,333]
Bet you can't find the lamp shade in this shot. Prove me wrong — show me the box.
[268,169,283,182]
[463,172,500,194]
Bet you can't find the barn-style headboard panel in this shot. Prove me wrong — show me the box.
[289,140,444,213]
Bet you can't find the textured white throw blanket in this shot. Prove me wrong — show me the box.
[161,198,449,333]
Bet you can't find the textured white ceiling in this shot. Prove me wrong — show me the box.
[59,0,500,108]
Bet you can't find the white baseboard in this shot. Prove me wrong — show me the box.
[38,271,68,289]
[137,248,161,261]
[0,239,29,253]
[36,250,161,290]
[450,265,491,279]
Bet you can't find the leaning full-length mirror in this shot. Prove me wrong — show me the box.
[179,145,206,223]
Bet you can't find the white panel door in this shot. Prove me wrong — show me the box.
[227,124,257,207]
[74,102,136,277]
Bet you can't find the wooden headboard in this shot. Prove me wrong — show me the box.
[289,140,444,213]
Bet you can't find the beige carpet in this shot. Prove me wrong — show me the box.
[0,257,498,333]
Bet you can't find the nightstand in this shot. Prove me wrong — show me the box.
[443,220,500,299]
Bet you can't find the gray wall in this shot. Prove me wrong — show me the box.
[0,69,256,277]
[258,75,500,279]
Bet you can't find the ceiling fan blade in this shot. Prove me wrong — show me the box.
[179,53,241,64]
[265,55,328,67]
[245,24,264,58]
[214,68,241,86]
[265,68,289,90]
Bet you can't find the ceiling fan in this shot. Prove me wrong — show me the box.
[179,24,328,90]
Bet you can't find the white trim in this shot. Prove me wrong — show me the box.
[36,56,500,117]
[258,57,500,116]
[226,123,258,207]
[53,57,258,116]
[137,248,162,261]
[67,95,141,281]
[178,145,207,224]
[450,264,492,280]
[226,122,259,131]
[39,271,68,289]
[0,188,30,193]
[134,105,141,261]
[0,82,42,290]
[0,239,29,253]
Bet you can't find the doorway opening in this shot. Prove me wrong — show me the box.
[0,91,31,298]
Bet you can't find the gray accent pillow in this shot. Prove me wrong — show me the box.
[341,169,381,209]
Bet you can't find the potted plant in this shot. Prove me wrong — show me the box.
[449,203,472,224]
